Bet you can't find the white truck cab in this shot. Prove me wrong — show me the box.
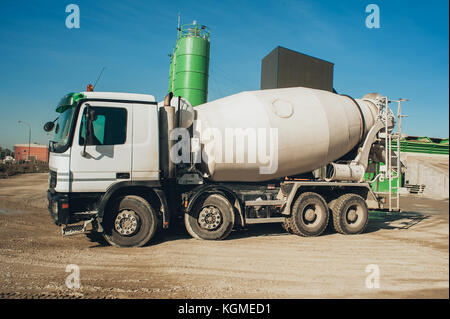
[49,92,159,193]
[47,91,169,246]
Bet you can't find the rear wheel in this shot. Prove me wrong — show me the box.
[185,194,235,240]
[330,194,369,234]
[103,195,160,247]
[289,192,329,237]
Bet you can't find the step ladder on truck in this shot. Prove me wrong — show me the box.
[370,97,408,212]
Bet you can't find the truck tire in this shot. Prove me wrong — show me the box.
[103,195,160,247]
[282,218,294,234]
[326,198,338,233]
[289,192,329,237]
[330,194,369,235]
[185,194,235,240]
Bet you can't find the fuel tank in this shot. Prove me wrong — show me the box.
[193,87,379,182]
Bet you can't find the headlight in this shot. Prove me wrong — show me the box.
[52,201,58,215]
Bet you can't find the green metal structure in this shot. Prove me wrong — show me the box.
[365,161,403,193]
[391,136,449,155]
[168,23,210,107]
[365,136,449,193]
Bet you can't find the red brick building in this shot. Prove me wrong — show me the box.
[14,143,48,162]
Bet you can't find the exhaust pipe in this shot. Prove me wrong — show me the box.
[159,92,176,179]
[164,92,173,107]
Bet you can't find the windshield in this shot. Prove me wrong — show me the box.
[52,107,76,151]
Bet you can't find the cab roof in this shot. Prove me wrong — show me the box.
[57,91,156,113]
[81,91,156,102]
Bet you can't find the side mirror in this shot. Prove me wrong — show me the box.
[43,117,59,132]
[43,121,55,132]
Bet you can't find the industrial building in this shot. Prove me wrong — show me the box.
[14,143,48,162]
[261,46,334,92]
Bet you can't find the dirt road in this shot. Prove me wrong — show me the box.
[0,173,448,298]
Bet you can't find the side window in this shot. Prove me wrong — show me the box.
[79,106,127,146]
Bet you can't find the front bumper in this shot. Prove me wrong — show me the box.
[47,190,70,226]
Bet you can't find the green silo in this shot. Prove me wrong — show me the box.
[168,23,210,106]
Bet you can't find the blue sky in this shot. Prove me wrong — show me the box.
[0,0,448,150]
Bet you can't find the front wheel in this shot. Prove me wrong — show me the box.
[103,195,160,247]
[185,194,235,240]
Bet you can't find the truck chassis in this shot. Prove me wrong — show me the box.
[48,178,386,247]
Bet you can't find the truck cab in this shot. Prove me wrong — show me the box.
[47,92,168,246]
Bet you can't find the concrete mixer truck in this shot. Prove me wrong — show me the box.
[44,86,402,247]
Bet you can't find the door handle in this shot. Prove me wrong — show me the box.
[116,172,130,179]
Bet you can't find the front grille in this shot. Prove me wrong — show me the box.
[49,170,57,188]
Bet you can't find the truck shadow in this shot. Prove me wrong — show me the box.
[364,210,430,233]
[85,210,430,247]
[227,211,431,239]
[85,222,194,248]
[229,223,291,239]
[85,232,109,247]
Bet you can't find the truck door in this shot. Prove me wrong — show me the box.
[70,101,132,192]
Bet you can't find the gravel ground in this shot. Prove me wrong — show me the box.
[0,173,448,299]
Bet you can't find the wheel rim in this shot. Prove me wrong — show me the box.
[344,204,365,228]
[114,210,140,236]
[198,206,222,231]
[301,203,324,227]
